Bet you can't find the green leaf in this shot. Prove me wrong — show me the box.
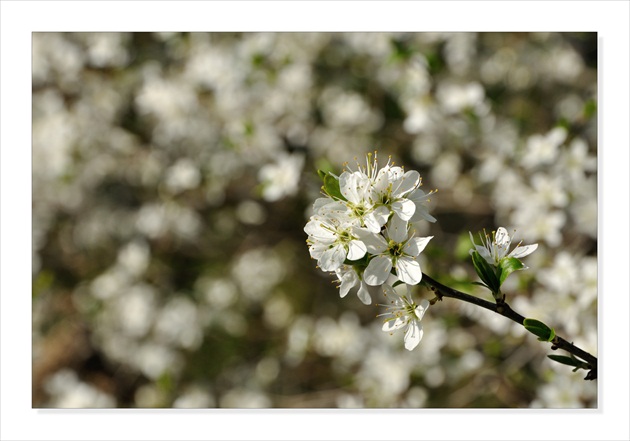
[547,355,580,367]
[498,257,525,285]
[523,318,555,342]
[471,251,500,294]
[322,173,347,201]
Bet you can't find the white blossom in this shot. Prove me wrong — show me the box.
[355,215,432,286]
[379,284,430,350]
[469,226,538,266]
[334,264,372,305]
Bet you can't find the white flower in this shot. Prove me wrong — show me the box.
[379,284,429,350]
[339,169,389,233]
[304,213,366,272]
[370,164,421,222]
[338,152,427,232]
[334,265,372,305]
[356,215,432,286]
[407,188,437,223]
[469,227,538,266]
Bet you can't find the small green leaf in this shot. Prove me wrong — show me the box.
[471,251,500,294]
[498,257,525,285]
[523,318,554,341]
[547,355,580,367]
[323,173,347,201]
[317,169,327,180]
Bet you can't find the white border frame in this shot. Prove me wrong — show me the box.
[2,2,628,440]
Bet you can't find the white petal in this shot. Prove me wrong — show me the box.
[382,317,406,332]
[381,283,396,298]
[346,239,367,260]
[403,236,432,257]
[308,241,329,259]
[495,227,511,247]
[317,201,348,217]
[387,214,409,244]
[508,243,538,259]
[414,299,430,321]
[354,228,389,254]
[312,197,335,213]
[469,231,478,247]
[364,206,389,233]
[476,247,494,265]
[391,199,416,222]
[338,269,357,298]
[410,207,437,223]
[393,170,420,196]
[304,219,335,241]
[340,172,369,204]
[357,281,372,305]
[396,257,422,285]
[364,255,393,286]
[371,169,390,196]
[403,321,423,350]
[319,244,346,271]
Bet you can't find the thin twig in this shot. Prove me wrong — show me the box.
[420,272,598,380]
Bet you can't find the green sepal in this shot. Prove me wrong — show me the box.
[498,257,525,285]
[471,251,500,294]
[343,254,368,268]
[322,172,347,201]
[317,169,327,180]
[523,318,555,342]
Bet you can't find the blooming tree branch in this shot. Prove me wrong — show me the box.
[419,272,598,381]
[304,152,597,383]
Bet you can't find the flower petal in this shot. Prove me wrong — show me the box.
[414,299,430,321]
[387,214,408,244]
[346,239,367,260]
[391,199,416,222]
[393,170,420,196]
[508,244,538,259]
[354,228,388,254]
[337,268,357,298]
[357,281,372,305]
[495,227,511,247]
[364,255,393,286]
[364,206,390,233]
[404,236,433,257]
[382,316,406,332]
[396,257,422,285]
[304,218,336,241]
[319,244,346,271]
[403,321,423,350]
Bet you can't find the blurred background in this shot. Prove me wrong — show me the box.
[32,32,597,408]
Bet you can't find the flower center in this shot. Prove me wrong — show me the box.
[388,240,405,257]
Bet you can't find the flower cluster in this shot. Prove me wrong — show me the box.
[305,153,436,349]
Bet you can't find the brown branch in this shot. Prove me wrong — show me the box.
[420,272,598,381]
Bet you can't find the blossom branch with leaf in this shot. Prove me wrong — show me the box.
[304,153,597,382]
